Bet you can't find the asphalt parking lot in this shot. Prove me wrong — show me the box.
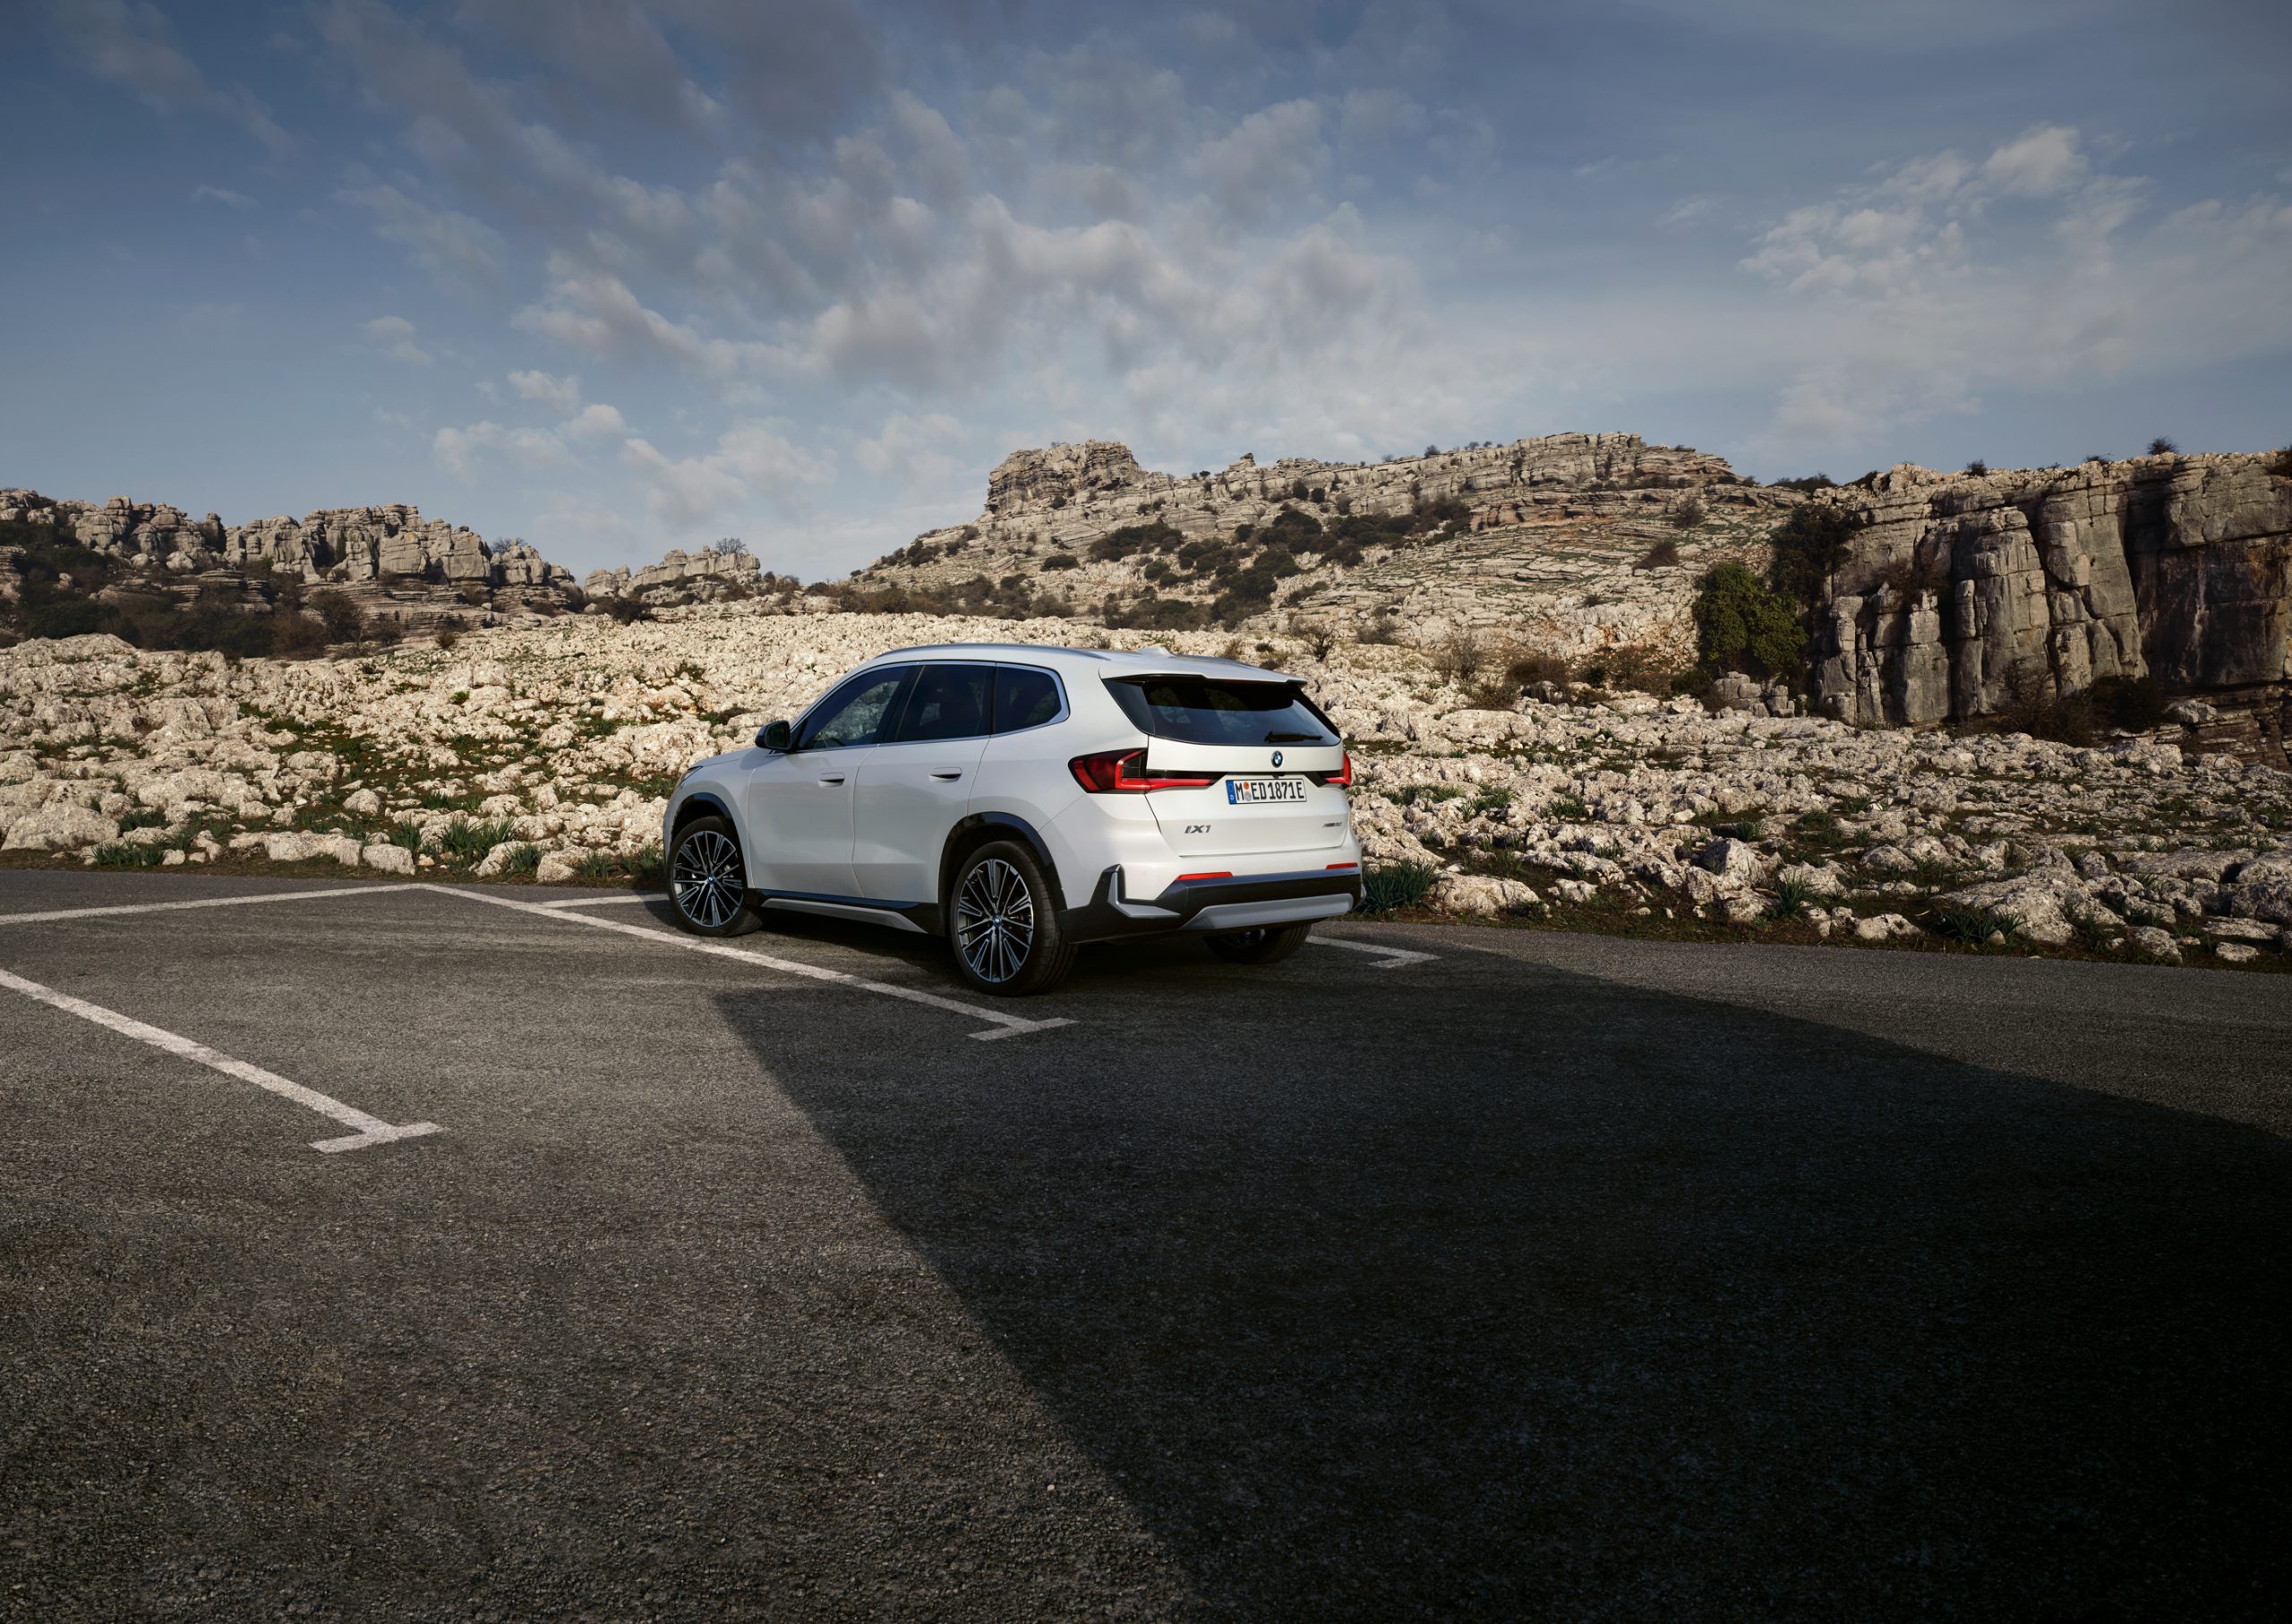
[2,869,2287,1620]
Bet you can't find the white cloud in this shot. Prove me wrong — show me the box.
[1980,124,2086,197]
[191,184,257,210]
[509,368,583,413]
[49,0,295,157]
[513,259,774,377]
[1735,125,2292,454]
[562,402,627,440]
[364,314,432,365]
[621,419,832,529]
[432,420,574,477]
[339,182,505,279]
[1194,100,1326,224]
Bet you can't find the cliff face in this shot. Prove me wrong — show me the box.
[1811,454,2292,735]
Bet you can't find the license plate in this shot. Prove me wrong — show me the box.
[1226,777,1308,804]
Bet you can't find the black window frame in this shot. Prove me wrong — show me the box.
[881,661,996,746]
[989,662,1068,736]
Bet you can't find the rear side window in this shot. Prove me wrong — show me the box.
[798,666,911,750]
[887,663,991,742]
[991,665,1064,734]
[1104,676,1338,747]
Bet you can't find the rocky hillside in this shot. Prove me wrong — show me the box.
[0,490,767,647]
[1807,451,2292,761]
[847,433,1790,665]
[2,608,2287,970]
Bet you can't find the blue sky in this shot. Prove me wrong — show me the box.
[4,1,2288,579]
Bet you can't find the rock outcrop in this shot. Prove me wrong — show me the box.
[1810,453,2292,752]
[855,432,1780,661]
[0,489,760,626]
[583,547,763,603]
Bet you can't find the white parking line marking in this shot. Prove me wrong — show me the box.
[0,884,423,928]
[427,885,1073,1041]
[540,893,669,909]
[0,965,441,1153]
[1314,935,1439,969]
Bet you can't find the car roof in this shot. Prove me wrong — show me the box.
[854,642,1297,681]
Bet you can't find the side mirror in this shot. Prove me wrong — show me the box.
[756,719,793,752]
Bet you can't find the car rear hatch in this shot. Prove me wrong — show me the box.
[1103,672,1351,861]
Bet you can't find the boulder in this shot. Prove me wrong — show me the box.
[1693,836,1763,885]
[2,803,120,851]
[535,850,581,885]
[2125,926,2181,963]
[1852,911,1920,942]
[361,843,416,875]
[1431,874,1539,915]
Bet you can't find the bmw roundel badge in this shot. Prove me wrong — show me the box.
[1271,750,1284,767]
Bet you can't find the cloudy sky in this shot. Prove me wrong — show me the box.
[5,1,2288,579]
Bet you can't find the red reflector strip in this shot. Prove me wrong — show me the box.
[1176,871,1233,882]
[1326,861,1359,870]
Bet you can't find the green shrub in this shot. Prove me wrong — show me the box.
[1766,875,1817,920]
[91,842,167,868]
[440,817,514,866]
[575,849,622,880]
[1924,902,2006,944]
[1359,861,1438,915]
[387,818,428,853]
[504,842,543,876]
[629,842,665,884]
[1764,503,1859,610]
[117,807,168,832]
[1636,538,1681,570]
[1693,562,1805,680]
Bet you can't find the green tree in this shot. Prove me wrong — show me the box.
[1694,563,1805,680]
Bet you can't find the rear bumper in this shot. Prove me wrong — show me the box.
[1059,864,1361,944]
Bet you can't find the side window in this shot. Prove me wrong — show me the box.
[991,665,1064,734]
[886,663,990,743]
[797,667,911,750]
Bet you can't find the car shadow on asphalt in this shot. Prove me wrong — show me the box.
[718,946,2292,1619]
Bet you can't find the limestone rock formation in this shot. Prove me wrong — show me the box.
[1809,453,2292,745]
[583,547,763,603]
[853,432,1779,662]
[0,488,762,629]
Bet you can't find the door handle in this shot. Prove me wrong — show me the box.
[929,770,963,781]
[817,774,845,786]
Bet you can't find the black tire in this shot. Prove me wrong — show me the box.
[667,814,762,936]
[1204,921,1313,964]
[947,840,1075,996]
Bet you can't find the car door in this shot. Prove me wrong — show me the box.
[851,662,992,902]
[744,664,913,896]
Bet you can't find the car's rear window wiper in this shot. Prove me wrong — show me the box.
[1264,731,1321,743]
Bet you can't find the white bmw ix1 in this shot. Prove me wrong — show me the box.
[661,644,1364,995]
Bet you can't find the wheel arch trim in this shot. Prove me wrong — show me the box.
[938,811,1066,916]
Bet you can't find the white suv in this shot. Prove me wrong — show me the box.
[660,644,1364,994]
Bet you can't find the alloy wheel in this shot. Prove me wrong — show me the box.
[955,857,1035,985]
[671,829,745,929]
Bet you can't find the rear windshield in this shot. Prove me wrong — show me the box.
[1104,676,1338,747]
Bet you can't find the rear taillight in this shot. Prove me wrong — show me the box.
[1325,750,1354,788]
[1069,748,1217,793]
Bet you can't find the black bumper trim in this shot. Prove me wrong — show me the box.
[1059,865,1363,944]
